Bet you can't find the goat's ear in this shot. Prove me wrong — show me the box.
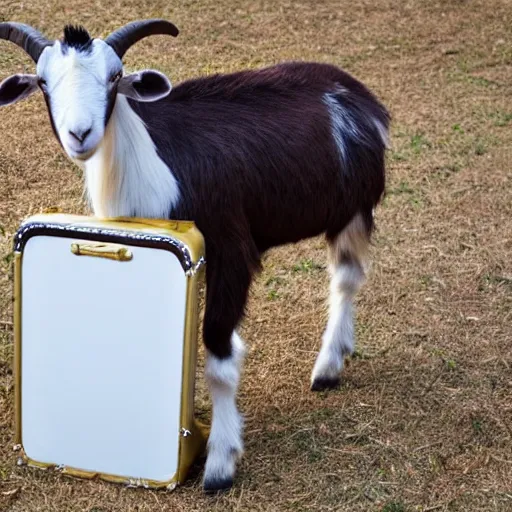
[118,70,172,102]
[0,74,39,107]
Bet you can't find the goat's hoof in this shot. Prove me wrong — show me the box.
[311,376,341,391]
[203,477,234,494]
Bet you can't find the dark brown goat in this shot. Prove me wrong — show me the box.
[0,20,390,492]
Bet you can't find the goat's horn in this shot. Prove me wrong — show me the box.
[105,19,179,59]
[0,22,52,63]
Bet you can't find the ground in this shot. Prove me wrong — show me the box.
[0,0,511,510]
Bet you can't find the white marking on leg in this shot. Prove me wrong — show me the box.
[203,332,245,487]
[311,262,364,383]
[312,214,368,386]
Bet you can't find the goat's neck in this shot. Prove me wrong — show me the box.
[81,95,179,219]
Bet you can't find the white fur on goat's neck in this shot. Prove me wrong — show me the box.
[81,94,179,218]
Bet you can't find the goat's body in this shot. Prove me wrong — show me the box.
[82,60,389,491]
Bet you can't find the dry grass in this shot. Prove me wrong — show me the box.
[1,0,511,510]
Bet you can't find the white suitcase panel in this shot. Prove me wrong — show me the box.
[21,235,187,482]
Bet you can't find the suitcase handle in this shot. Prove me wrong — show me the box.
[70,242,133,262]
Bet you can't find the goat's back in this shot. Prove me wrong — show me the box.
[130,61,389,251]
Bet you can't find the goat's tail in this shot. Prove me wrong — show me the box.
[322,84,390,244]
[324,85,390,213]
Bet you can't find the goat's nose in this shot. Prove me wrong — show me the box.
[69,127,92,144]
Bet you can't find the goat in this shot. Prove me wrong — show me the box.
[0,20,390,492]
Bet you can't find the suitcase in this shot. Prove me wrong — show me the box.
[12,212,208,490]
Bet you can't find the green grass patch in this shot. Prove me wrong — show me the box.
[431,349,459,373]
[419,275,433,287]
[474,139,487,155]
[267,289,280,301]
[489,111,512,127]
[445,359,457,371]
[382,503,406,512]
[389,181,415,196]
[467,75,495,88]
[386,181,425,209]
[265,274,287,301]
[472,418,483,434]
[265,276,286,287]
[391,151,408,162]
[410,133,431,153]
[292,258,324,273]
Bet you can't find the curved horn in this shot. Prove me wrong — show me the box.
[105,19,179,59]
[0,22,52,63]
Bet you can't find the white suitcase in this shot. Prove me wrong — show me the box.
[13,212,208,490]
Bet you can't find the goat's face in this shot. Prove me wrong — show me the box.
[0,21,178,161]
[36,35,124,161]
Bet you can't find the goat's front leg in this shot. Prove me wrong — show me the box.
[203,332,245,492]
[201,246,257,492]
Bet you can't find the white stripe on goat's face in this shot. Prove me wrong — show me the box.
[36,39,122,161]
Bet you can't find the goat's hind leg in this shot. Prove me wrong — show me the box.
[311,213,370,391]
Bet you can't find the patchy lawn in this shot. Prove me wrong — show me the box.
[0,0,511,510]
